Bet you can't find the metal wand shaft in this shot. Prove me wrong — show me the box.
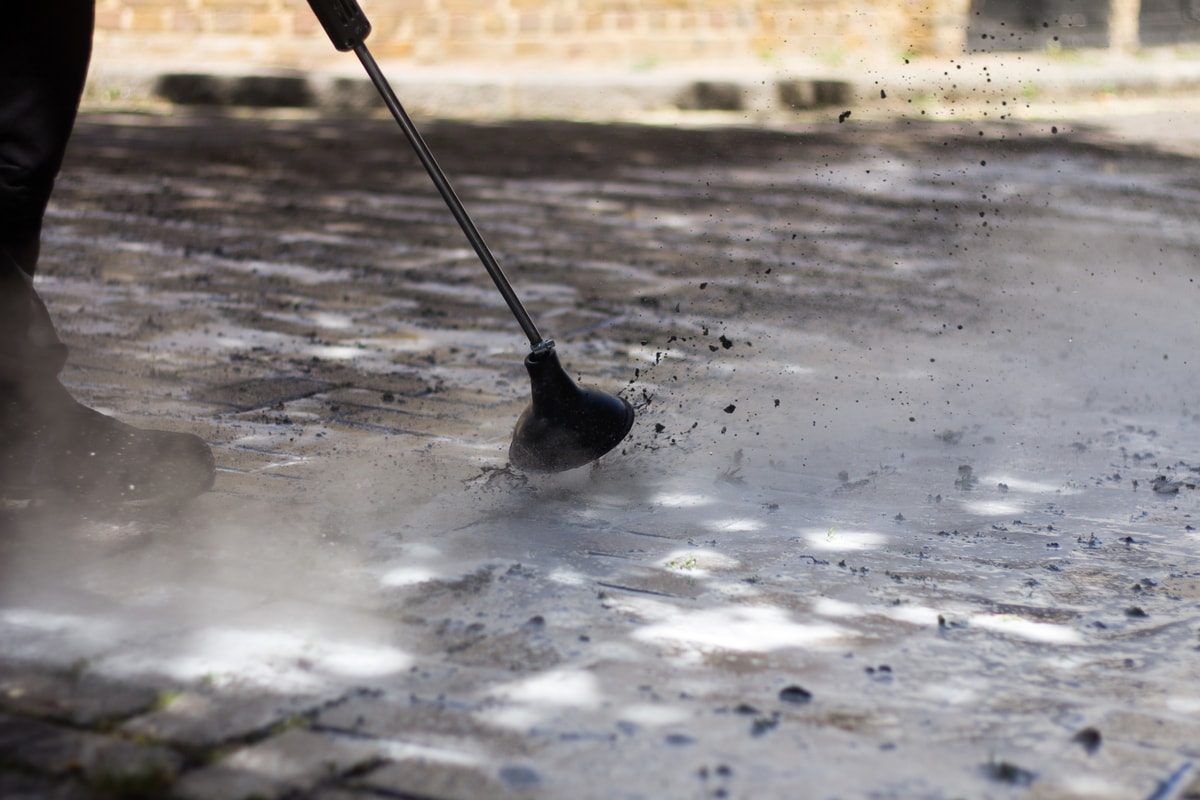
[352,44,548,350]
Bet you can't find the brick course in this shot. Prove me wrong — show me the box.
[90,0,974,69]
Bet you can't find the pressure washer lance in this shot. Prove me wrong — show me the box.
[306,0,635,472]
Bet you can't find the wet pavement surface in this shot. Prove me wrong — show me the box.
[2,108,1200,799]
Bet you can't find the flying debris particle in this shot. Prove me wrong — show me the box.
[1151,475,1182,494]
[838,110,851,123]
[880,89,887,99]
[719,335,734,349]
[724,404,737,414]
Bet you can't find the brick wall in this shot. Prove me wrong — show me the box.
[91,0,973,70]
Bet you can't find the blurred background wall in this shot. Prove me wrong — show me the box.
[89,0,1200,73]
[91,0,966,69]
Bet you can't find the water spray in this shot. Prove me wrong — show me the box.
[306,0,635,472]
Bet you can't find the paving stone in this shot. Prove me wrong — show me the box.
[0,663,160,727]
[0,772,96,800]
[173,728,381,800]
[194,376,334,412]
[329,403,477,437]
[357,757,540,800]
[209,443,314,481]
[317,373,439,400]
[295,789,377,800]
[1,712,105,774]
[320,692,478,739]
[317,692,530,760]
[0,712,182,785]
[121,690,336,750]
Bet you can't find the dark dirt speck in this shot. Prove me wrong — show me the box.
[983,760,1036,786]
[499,765,541,787]
[778,685,812,704]
[1073,727,1102,754]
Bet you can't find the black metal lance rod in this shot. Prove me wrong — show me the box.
[351,45,549,351]
[305,0,547,350]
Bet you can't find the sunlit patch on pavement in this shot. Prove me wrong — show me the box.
[631,604,845,652]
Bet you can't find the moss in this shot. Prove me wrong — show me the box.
[151,689,185,712]
[267,712,313,737]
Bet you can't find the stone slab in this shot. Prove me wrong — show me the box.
[0,663,160,727]
[173,728,380,800]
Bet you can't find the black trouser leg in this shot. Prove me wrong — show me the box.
[0,0,95,384]
[0,4,217,505]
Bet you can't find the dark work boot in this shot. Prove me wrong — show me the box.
[0,379,215,509]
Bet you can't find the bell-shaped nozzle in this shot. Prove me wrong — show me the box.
[509,347,635,472]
